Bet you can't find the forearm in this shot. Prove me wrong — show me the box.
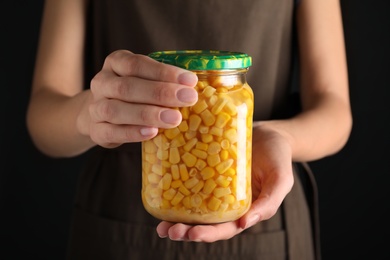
[255,93,352,162]
[26,88,95,158]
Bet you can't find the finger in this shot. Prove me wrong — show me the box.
[186,221,243,242]
[92,73,198,107]
[156,221,174,238]
[90,99,182,128]
[89,122,158,147]
[103,50,198,86]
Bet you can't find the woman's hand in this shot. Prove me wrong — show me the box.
[79,50,199,148]
[156,122,294,242]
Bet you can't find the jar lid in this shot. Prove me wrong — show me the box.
[148,50,252,70]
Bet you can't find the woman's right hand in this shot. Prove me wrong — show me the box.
[79,50,198,148]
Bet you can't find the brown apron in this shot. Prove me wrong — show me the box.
[67,0,320,259]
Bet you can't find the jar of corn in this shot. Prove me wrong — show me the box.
[142,50,254,224]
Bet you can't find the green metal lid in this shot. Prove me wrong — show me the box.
[148,50,252,70]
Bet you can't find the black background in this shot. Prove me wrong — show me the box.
[1,1,389,259]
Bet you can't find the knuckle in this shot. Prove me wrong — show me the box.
[97,100,116,121]
[139,106,155,124]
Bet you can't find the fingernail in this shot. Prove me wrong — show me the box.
[245,214,259,229]
[177,88,198,104]
[140,127,158,137]
[178,72,198,86]
[160,110,181,125]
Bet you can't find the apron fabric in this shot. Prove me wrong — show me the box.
[67,0,321,259]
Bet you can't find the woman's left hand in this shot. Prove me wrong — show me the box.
[156,122,295,242]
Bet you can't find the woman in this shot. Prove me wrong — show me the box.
[27,0,352,259]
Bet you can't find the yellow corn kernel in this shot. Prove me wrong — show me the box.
[145,153,158,164]
[208,142,221,155]
[216,87,228,93]
[215,112,231,128]
[220,139,230,149]
[209,126,223,137]
[164,127,181,140]
[143,140,157,153]
[156,148,169,161]
[178,120,189,132]
[147,186,162,198]
[207,154,221,167]
[163,188,176,201]
[223,100,237,116]
[147,173,161,184]
[195,159,207,171]
[169,147,181,164]
[213,187,231,198]
[183,137,197,152]
[200,167,215,180]
[170,134,185,148]
[197,80,208,89]
[182,196,191,208]
[229,118,237,128]
[202,86,216,98]
[179,164,190,181]
[189,114,202,131]
[200,109,216,126]
[159,173,172,190]
[191,149,208,160]
[196,142,208,151]
[184,177,199,189]
[179,185,191,196]
[199,125,209,134]
[223,128,238,144]
[171,179,182,189]
[215,175,231,188]
[192,99,208,114]
[184,130,197,140]
[191,180,204,193]
[203,179,217,195]
[181,107,190,120]
[223,194,236,204]
[220,150,229,161]
[228,145,238,160]
[207,196,222,211]
[181,152,197,168]
[151,164,164,176]
[153,134,169,150]
[161,199,171,209]
[211,97,228,115]
[201,134,213,143]
[224,168,236,178]
[207,95,218,107]
[145,196,161,208]
[216,159,234,174]
[190,194,203,208]
[171,192,184,206]
[171,164,180,180]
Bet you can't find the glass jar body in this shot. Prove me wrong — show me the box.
[142,69,254,224]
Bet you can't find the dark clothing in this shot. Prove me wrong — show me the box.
[67,0,320,259]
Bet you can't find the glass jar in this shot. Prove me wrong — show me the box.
[142,50,254,224]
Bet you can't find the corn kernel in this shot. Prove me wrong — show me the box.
[164,127,181,140]
[213,187,231,198]
[184,177,199,189]
[200,167,215,180]
[207,95,218,106]
[171,179,182,189]
[211,97,228,115]
[153,134,169,150]
[191,180,204,193]
[224,168,236,177]
[201,134,213,143]
[190,194,203,208]
[223,128,238,144]
[169,147,180,164]
[215,112,231,128]
[144,140,157,153]
[224,194,236,204]
[208,142,221,155]
[220,150,229,161]
[215,175,231,188]
[202,86,216,98]
[220,139,230,149]
[195,159,207,171]
[200,109,216,126]
[228,145,238,160]
[179,164,190,181]
[198,125,209,134]
[184,130,197,140]
[189,114,202,131]
[209,126,223,137]
[207,154,221,167]
[224,100,237,116]
[163,188,176,200]
[178,120,189,132]
[179,185,191,196]
[189,168,198,177]
[159,173,172,190]
[207,196,222,211]
[216,159,234,174]
[171,164,180,180]
[181,152,197,167]
[182,196,191,208]
[161,199,171,209]
[181,107,190,120]
[151,164,163,176]
[183,137,198,152]
[191,149,208,160]
[156,148,169,161]
[203,179,217,194]
[192,99,208,114]
[147,173,161,184]
[171,192,184,206]
[170,134,185,148]
[196,142,208,151]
